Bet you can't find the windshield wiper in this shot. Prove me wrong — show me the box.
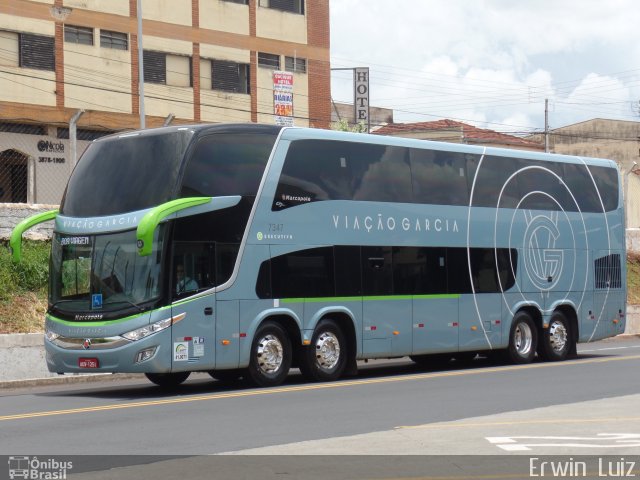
[108,298,145,312]
[49,297,146,314]
[49,299,84,311]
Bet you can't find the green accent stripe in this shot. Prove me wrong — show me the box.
[137,197,212,256]
[45,294,213,327]
[281,294,460,304]
[9,209,58,262]
[46,307,167,327]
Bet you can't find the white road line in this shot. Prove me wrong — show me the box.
[579,345,640,353]
[486,433,640,452]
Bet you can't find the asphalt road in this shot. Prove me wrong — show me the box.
[1,336,640,478]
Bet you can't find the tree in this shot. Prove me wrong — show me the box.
[331,118,368,133]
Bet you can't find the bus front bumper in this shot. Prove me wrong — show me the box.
[44,328,173,374]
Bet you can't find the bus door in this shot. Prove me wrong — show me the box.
[362,246,412,357]
[170,242,216,371]
[458,248,502,352]
[410,248,459,355]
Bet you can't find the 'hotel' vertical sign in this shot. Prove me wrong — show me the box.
[354,67,370,132]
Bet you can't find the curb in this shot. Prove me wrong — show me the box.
[0,373,145,390]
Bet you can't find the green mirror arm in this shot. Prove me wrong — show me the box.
[137,197,212,256]
[9,209,59,263]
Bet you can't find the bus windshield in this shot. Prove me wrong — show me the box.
[49,229,165,316]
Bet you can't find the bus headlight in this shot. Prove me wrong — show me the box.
[45,329,60,342]
[122,317,172,341]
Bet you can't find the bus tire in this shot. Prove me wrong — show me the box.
[505,311,537,364]
[145,371,190,388]
[299,319,347,382]
[538,310,572,361]
[247,321,292,387]
[208,369,243,383]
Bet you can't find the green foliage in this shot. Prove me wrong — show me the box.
[331,118,368,133]
[0,239,50,301]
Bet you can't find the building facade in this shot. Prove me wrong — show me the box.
[530,119,640,229]
[0,0,331,204]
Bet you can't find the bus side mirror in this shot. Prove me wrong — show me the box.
[136,196,241,256]
[9,209,59,263]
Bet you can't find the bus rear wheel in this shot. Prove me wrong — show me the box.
[247,321,292,387]
[538,311,572,361]
[145,371,190,388]
[505,311,538,364]
[299,319,347,382]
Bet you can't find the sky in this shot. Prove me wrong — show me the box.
[329,0,640,134]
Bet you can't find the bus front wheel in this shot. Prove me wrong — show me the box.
[538,311,572,361]
[145,371,190,388]
[299,319,347,382]
[247,321,292,387]
[505,311,538,364]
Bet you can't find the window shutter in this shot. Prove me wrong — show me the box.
[143,51,166,84]
[213,60,240,92]
[19,34,55,71]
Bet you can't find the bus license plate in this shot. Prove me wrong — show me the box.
[78,357,99,368]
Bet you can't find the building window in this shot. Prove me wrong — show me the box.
[212,60,249,94]
[0,122,46,135]
[100,30,128,50]
[143,51,166,84]
[64,25,94,45]
[57,128,112,141]
[285,56,306,73]
[19,33,55,71]
[259,0,304,14]
[0,31,19,67]
[258,52,280,69]
[143,51,192,87]
[222,0,248,3]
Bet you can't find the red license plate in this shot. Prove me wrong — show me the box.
[78,357,99,368]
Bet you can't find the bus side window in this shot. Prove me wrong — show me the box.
[172,242,215,298]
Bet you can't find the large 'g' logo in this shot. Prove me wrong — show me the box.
[522,211,563,291]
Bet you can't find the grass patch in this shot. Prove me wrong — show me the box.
[627,252,640,305]
[0,239,50,334]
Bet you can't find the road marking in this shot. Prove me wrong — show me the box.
[580,345,640,353]
[486,433,640,451]
[1,353,640,423]
[397,415,640,431]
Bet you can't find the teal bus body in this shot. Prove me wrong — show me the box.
[20,123,624,387]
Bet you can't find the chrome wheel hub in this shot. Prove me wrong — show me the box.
[256,334,283,374]
[549,321,568,352]
[315,332,340,370]
[514,322,533,356]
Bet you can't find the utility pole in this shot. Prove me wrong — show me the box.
[137,0,145,129]
[544,99,549,153]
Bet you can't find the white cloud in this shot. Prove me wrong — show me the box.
[330,0,640,131]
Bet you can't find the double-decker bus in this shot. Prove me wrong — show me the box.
[11,124,626,387]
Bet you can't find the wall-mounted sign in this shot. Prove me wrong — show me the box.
[354,67,370,131]
[273,71,294,127]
